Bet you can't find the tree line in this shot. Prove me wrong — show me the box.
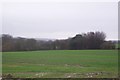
[1,31,116,52]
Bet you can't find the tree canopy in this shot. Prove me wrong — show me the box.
[1,31,116,52]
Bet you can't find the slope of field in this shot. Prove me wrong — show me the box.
[2,50,118,78]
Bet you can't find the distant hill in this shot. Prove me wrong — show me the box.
[110,40,120,44]
[35,38,56,41]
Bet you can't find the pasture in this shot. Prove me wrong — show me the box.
[2,50,118,78]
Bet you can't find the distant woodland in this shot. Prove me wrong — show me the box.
[1,31,116,52]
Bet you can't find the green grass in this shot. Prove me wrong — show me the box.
[2,50,118,78]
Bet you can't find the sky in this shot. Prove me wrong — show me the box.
[0,0,119,40]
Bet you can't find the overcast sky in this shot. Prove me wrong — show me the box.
[1,0,118,40]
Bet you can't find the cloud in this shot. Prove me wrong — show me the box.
[2,2,118,40]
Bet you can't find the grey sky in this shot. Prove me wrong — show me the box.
[1,0,118,40]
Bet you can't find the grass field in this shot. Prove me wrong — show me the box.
[2,50,118,78]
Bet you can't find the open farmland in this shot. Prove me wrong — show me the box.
[2,50,118,78]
